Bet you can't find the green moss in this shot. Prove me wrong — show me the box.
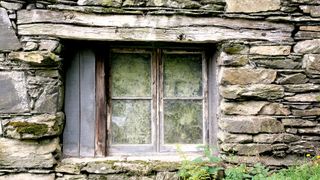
[8,121,48,136]
[52,119,63,134]
[102,0,113,6]
[152,161,181,172]
[222,43,247,54]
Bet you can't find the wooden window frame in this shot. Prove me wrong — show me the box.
[94,45,216,157]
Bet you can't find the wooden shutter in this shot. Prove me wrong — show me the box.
[63,48,96,157]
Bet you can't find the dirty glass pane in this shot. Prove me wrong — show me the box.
[112,100,151,144]
[164,54,202,97]
[111,53,151,97]
[164,100,203,144]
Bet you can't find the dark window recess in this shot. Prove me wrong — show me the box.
[63,44,217,157]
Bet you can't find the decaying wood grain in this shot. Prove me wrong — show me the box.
[17,10,293,31]
[16,9,294,42]
[95,47,107,157]
[18,24,293,42]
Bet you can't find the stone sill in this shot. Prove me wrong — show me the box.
[56,155,204,175]
[63,153,202,162]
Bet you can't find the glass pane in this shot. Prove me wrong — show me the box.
[164,54,202,97]
[112,100,151,144]
[164,100,203,144]
[111,53,151,97]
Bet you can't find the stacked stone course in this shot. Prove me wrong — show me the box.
[0,0,320,179]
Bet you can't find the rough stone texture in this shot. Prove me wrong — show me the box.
[221,101,290,116]
[224,155,305,167]
[55,158,90,175]
[253,134,300,143]
[221,43,249,54]
[0,53,4,61]
[253,59,300,69]
[56,175,87,180]
[300,26,320,32]
[292,108,320,116]
[88,174,154,180]
[220,84,284,100]
[226,0,281,12]
[310,6,320,16]
[295,41,320,53]
[82,161,121,174]
[113,162,152,175]
[0,8,21,51]
[277,73,308,84]
[285,93,320,102]
[0,138,59,168]
[259,103,291,116]
[282,119,318,127]
[221,101,268,115]
[217,131,253,143]
[219,68,277,85]
[0,0,319,174]
[23,42,39,51]
[249,46,291,56]
[0,71,29,113]
[303,54,320,74]
[2,112,64,139]
[0,173,55,180]
[0,1,23,10]
[283,84,320,93]
[27,75,64,113]
[221,144,273,155]
[289,141,320,155]
[8,51,61,65]
[217,52,249,66]
[219,116,284,134]
[39,40,60,52]
[77,0,122,7]
[147,0,202,8]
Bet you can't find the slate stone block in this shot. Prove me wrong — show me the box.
[0,71,29,113]
[0,8,21,51]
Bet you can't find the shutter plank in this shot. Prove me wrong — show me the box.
[63,51,80,157]
[79,49,96,157]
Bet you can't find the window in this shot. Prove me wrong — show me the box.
[63,43,217,157]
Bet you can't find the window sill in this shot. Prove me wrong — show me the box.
[57,154,202,175]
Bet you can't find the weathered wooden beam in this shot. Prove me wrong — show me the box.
[17,9,293,32]
[18,23,293,42]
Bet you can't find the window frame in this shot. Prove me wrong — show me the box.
[94,44,217,156]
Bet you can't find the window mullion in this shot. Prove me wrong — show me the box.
[202,52,209,145]
[156,48,163,152]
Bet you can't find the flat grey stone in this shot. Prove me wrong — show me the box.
[226,0,281,13]
[0,71,29,113]
[0,1,23,10]
[0,138,59,168]
[0,8,21,51]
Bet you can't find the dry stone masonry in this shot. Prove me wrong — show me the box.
[0,0,320,179]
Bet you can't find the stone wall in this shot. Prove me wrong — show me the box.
[0,0,320,179]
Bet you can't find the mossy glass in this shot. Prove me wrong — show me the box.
[163,100,203,144]
[111,53,151,97]
[111,100,151,144]
[163,54,202,97]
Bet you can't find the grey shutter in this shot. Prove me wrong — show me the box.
[63,48,96,157]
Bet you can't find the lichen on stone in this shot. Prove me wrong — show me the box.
[8,121,49,136]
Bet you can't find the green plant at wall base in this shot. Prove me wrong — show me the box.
[178,146,224,180]
[268,163,320,180]
[224,163,269,180]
